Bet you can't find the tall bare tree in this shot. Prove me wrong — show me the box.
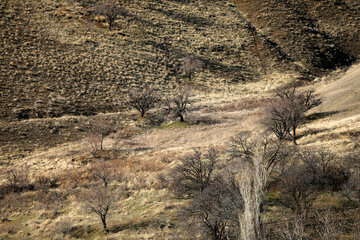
[229,132,286,240]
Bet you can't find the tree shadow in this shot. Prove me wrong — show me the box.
[110,219,154,233]
[304,111,339,122]
[148,6,214,27]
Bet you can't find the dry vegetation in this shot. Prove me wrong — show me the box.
[1,0,360,239]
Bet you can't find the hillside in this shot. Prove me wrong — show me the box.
[1,0,360,239]
[2,0,359,122]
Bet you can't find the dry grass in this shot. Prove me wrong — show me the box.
[2,63,360,239]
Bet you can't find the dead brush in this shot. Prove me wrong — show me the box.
[34,175,59,191]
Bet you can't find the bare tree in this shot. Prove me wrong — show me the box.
[229,131,287,176]
[228,132,286,240]
[86,116,114,157]
[170,148,219,198]
[278,162,320,217]
[265,87,321,144]
[127,85,159,117]
[92,0,126,30]
[82,186,116,232]
[181,55,204,81]
[262,103,290,142]
[178,181,241,240]
[164,87,192,122]
[90,159,114,188]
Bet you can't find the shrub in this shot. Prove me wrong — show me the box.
[170,148,219,198]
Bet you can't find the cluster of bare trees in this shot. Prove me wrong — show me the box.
[263,86,322,144]
[169,129,354,239]
[127,85,193,122]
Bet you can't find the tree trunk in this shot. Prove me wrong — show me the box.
[292,126,298,145]
[179,114,184,122]
[101,216,108,232]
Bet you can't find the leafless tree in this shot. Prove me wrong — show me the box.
[170,148,219,198]
[164,86,192,122]
[127,85,160,117]
[92,0,126,30]
[90,158,114,188]
[86,116,114,157]
[279,162,320,217]
[262,104,290,142]
[82,186,116,232]
[229,131,287,176]
[279,149,347,217]
[228,132,287,240]
[181,55,204,81]
[265,87,321,144]
[178,181,241,240]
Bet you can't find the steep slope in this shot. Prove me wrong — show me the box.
[235,0,359,75]
[0,0,297,121]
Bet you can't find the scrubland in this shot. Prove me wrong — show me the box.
[1,0,360,239]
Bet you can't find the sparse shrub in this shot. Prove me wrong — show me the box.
[86,115,114,157]
[181,55,204,81]
[315,209,341,240]
[164,86,192,122]
[34,175,59,191]
[170,147,219,198]
[127,85,160,117]
[90,158,114,188]
[55,219,73,237]
[5,167,29,190]
[276,213,306,240]
[92,0,127,30]
[0,167,34,198]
